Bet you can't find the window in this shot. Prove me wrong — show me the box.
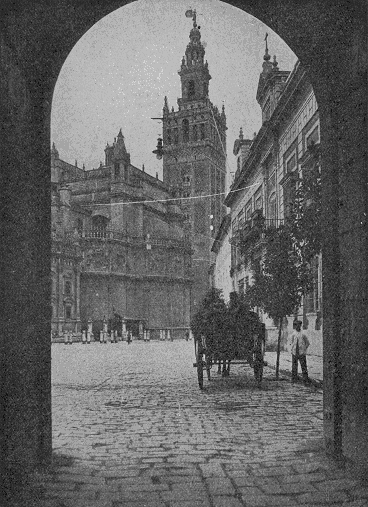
[232,218,238,233]
[238,278,245,294]
[254,186,263,210]
[237,157,240,172]
[167,129,172,145]
[306,125,319,148]
[92,215,108,238]
[263,97,271,122]
[124,164,129,180]
[203,82,208,96]
[114,162,120,178]
[182,119,189,142]
[192,124,198,141]
[65,280,71,295]
[268,192,276,227]
[200,123,205,140]
[237,208,245,228]
[188,80,195,99]
[286,153,297,173]
[245,199,252,220]
[304,256,320,313]
[65,305,72,320]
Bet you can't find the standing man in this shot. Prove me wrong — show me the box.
[289,319,310,384]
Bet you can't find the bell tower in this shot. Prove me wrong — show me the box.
[161,10,227,309]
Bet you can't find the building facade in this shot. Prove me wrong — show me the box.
[51,131,192,341]
[160,12,227,310]
[214,47,322,355]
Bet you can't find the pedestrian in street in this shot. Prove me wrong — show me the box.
[289,319,310,384]
[185,330,189,341]
[127,330,132,344]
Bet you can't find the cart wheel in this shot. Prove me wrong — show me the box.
[253,358,263,382]
[205,354,211,381]
[197,353,204,389]
[195,340,204,389]
[253,334,265,382]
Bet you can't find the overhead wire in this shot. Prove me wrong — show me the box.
[90,181,258,207]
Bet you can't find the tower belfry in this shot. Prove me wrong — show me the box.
[161,10,227,307]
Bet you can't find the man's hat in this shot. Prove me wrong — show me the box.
[294,319,302,325]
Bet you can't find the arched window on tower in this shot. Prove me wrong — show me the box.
[188,80,195,100]
[203,82,208,96]
[167,129,172,145]
[114,162,120,178]
[192,124,198,141]
[173,128,178,144]
[200,123,206,140]
[182,119,189,142]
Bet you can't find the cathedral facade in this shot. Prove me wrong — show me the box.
[160,12,227,310]
[51,13,226,340]
[51,131,192,341]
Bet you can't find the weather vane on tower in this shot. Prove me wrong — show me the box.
[185,8,197,28]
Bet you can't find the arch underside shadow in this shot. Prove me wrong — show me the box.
[0,0,366,477]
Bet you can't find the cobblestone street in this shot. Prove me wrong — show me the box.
[15,341,367,506]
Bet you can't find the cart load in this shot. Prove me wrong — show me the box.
[191,289,265,389]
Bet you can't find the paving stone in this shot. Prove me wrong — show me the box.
[314,478,361,492]
[279,472,327,483]
[205,477,236,495]
[212,496,244,507]
[199,463,227,477]
[231,476,257,487]
[296,490,350,503]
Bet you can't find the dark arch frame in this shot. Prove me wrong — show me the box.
[0,0,366,479]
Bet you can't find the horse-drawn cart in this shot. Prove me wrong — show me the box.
[191,290,266,390]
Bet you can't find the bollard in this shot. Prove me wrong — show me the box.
[64,330,68,345]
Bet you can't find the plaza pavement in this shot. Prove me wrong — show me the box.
[7,340,367,507]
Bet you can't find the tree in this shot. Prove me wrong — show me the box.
[246,226,312,379]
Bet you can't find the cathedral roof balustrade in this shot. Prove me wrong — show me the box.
[82,228,191,251]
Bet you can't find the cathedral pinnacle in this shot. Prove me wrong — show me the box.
[239,127,244,140]
[261,33,273,75]
[163,96,169,113]
[264,32,271,61]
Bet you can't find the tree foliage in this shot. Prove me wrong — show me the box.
[246,226,306,321]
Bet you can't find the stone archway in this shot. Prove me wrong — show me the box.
[0,0,366,477]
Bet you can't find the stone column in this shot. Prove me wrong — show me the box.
[122,319,127,341]
[139,321,144,340]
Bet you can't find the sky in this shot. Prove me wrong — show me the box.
[51,0,297,180]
